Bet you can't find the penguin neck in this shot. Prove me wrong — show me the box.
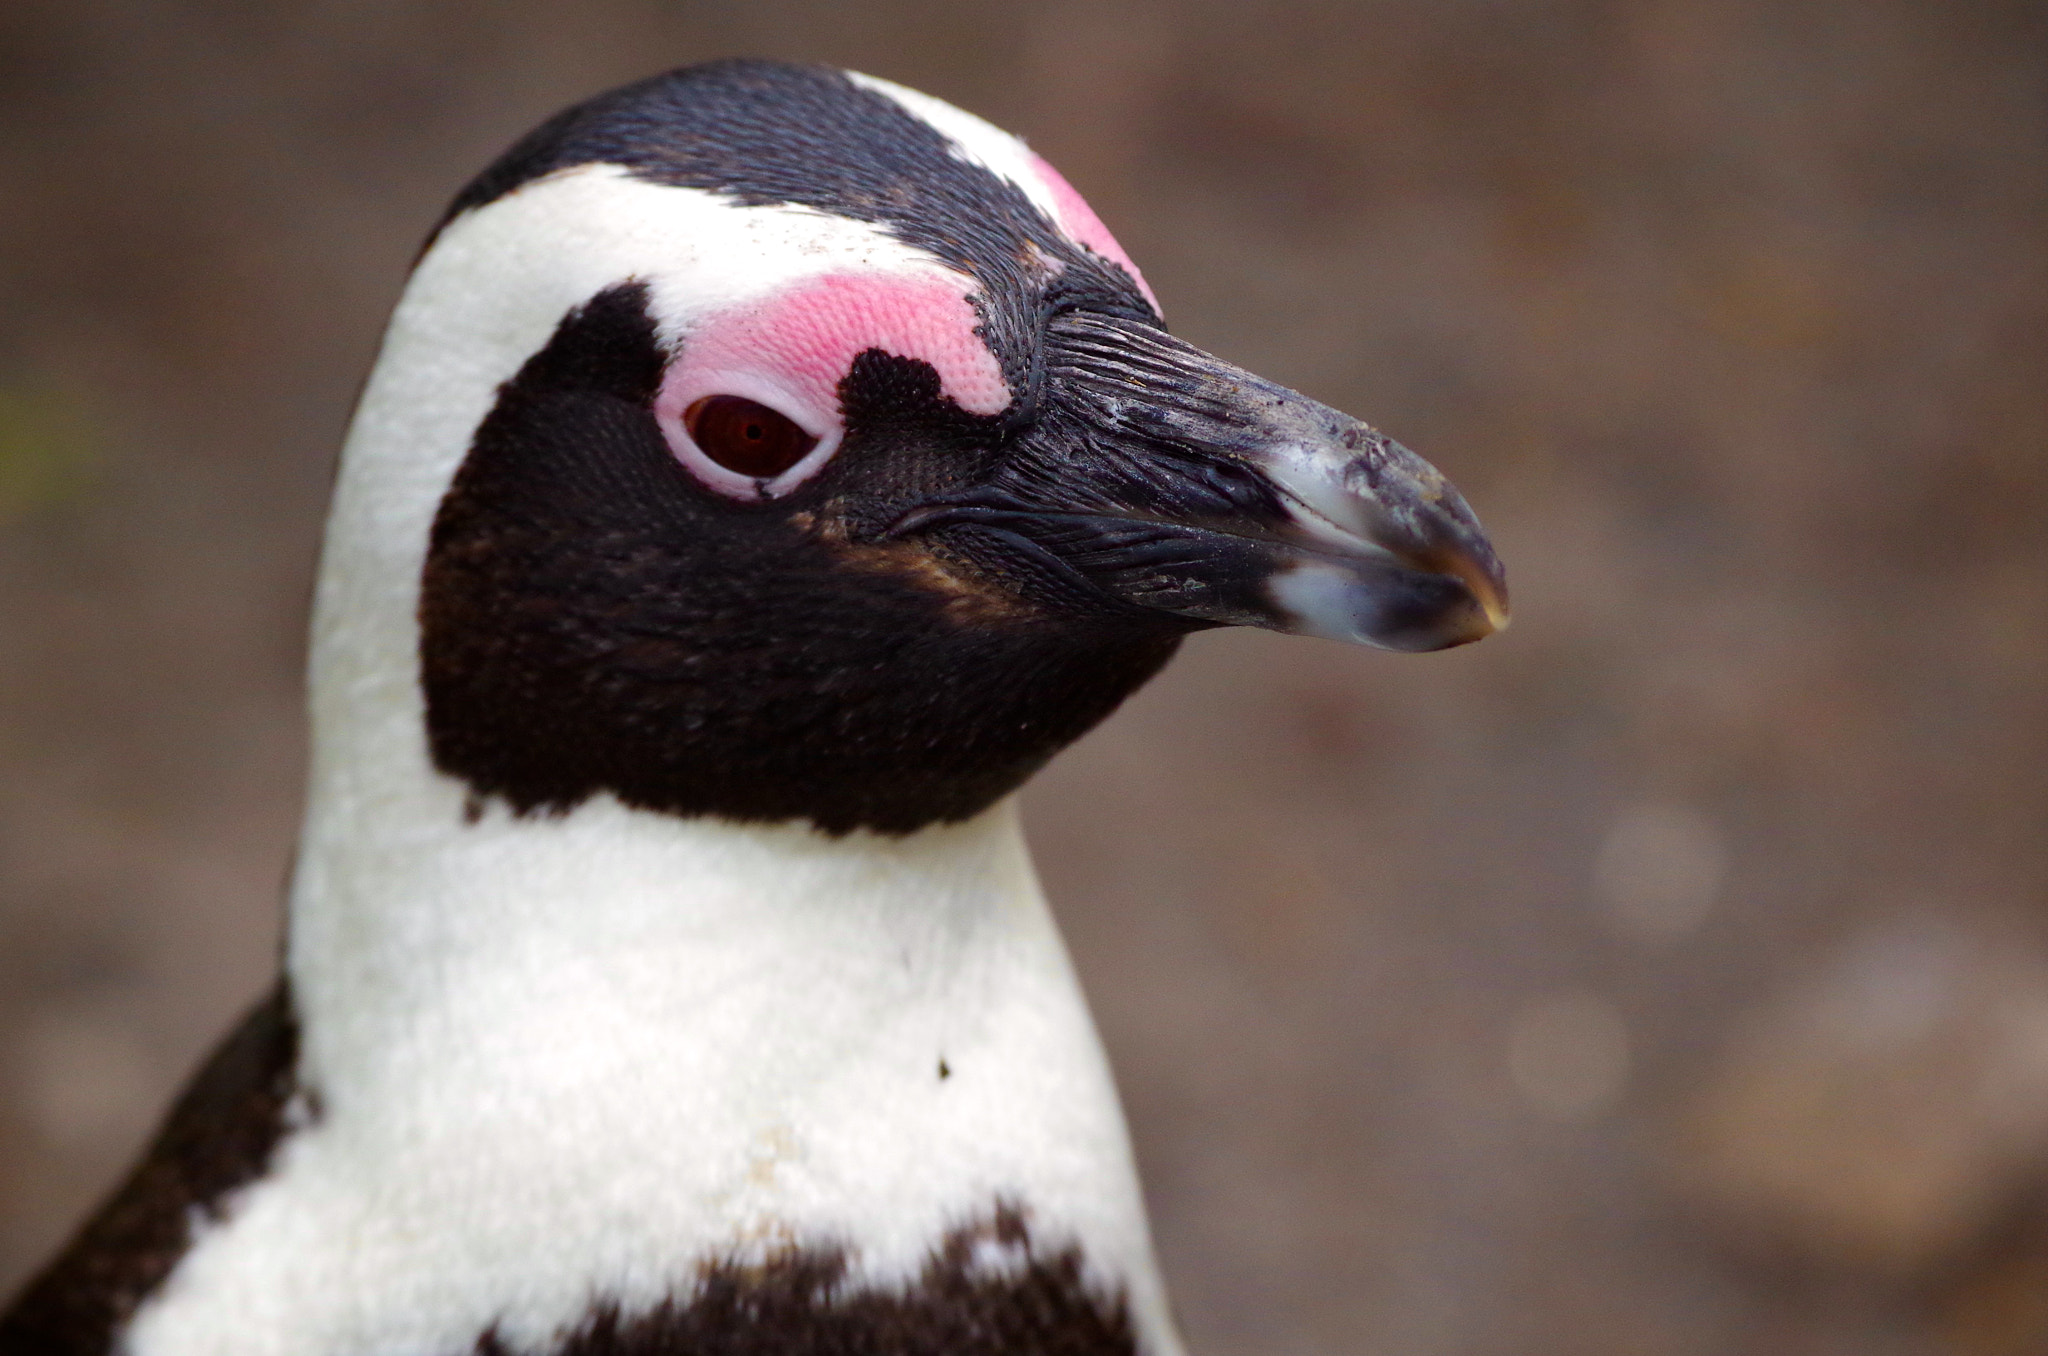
[281,692,1182,1342]
[284,776,1062,1093]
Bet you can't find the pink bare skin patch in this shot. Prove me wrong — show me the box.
[1028,154,1160,314]
[655,270,1012,499]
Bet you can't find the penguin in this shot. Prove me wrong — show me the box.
[0,59,1506,1356]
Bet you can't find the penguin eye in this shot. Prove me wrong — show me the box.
[684,395,819,479]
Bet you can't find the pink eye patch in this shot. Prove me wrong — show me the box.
[654,270,1012,499]
[664,271,1011,424]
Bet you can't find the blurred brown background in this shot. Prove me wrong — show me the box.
[1,1,2043,1352]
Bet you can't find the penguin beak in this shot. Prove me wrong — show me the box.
[890,313,1508,652]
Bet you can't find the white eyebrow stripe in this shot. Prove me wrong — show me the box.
[845,72,1068,226]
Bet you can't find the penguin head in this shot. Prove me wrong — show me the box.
[347,60,1505,835]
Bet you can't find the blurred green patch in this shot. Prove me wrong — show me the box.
[0,378,100,519]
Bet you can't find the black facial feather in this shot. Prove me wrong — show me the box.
[0,985,303,1353]
[470,1205,1134,1356]
[434,58,1157,395]
[420,285,1185,836]
[418,62,1218,835]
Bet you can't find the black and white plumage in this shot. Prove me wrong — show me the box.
[1,60,1506,1356]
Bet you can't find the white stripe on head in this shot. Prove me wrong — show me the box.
[845,72,1068,223]
[845,71,1159,313]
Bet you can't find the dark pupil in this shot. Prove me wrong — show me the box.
[684,395,818,479]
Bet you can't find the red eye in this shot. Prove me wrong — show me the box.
[683,395,819,479]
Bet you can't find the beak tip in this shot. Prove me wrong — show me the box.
[1474,583,1512,638]
[1440,542,1509,643]
[1424,585,1508,650]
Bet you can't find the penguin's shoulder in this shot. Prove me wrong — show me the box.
[0,985,302,1354]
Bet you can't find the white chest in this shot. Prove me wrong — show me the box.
[123,800,1182,1356]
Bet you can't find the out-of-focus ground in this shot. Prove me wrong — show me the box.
[2,2,2043,1352]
